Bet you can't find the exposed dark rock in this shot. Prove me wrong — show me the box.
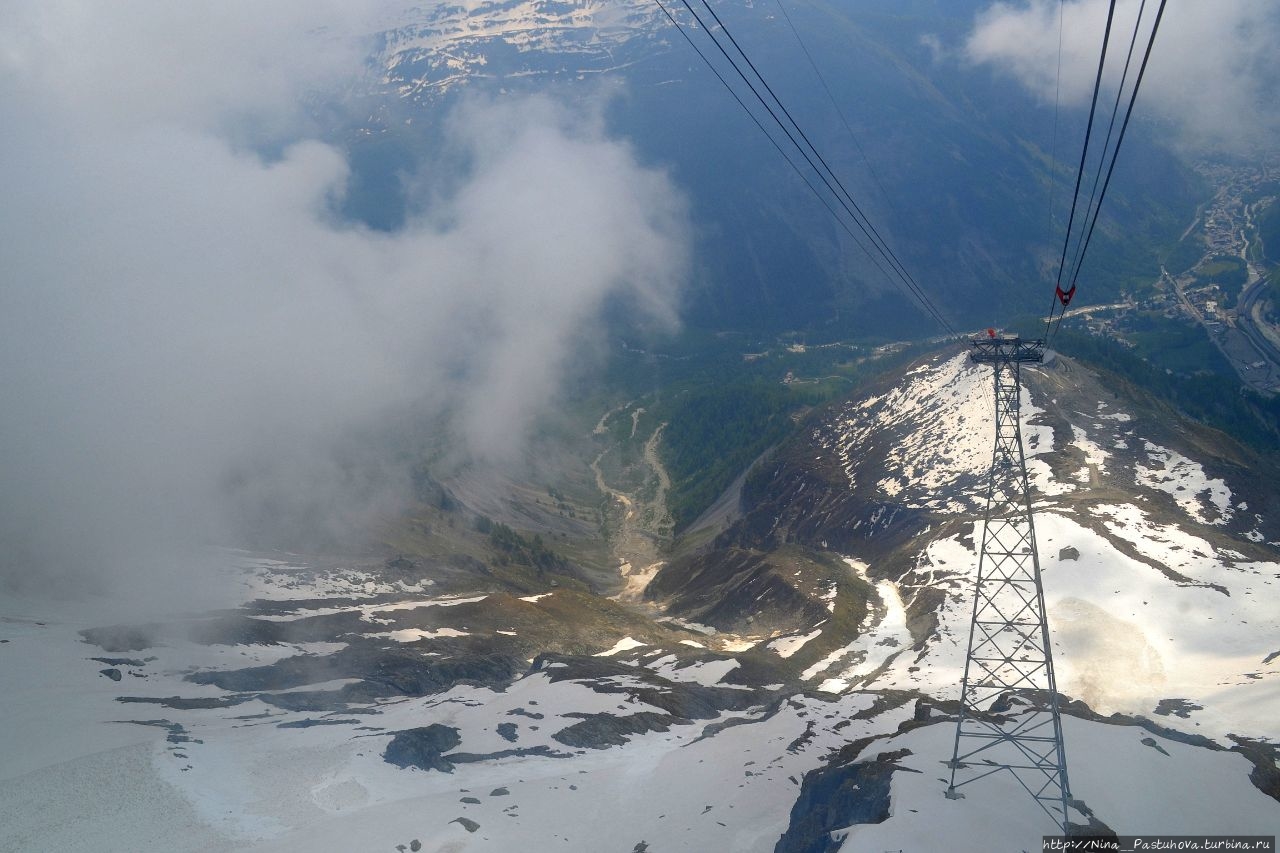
[80,624,162,652]
[1065,819,1120,839]
[727,426,933,561]
[1141,737,1170,756]
[647,548,831,635]
[1227,735,1280,804]
[1058,546,1080,561]
[277,718,360,729]
[100,668,122,681]
[187,644,519,702]
[451,817,480,833]
[775,749,919,853]
[350,651,519,699]
[786,721,817,754]
[186,653,347,692]
[91,656,152,667]
[446,746,571,763]
[507,707,544,720]
[241,596,372,619]
[116,695,250,710]
[496,722,518,742]
[460,797,481,804]
[256,689,355,713]
[1060,797,1118,839]
[118,719,200,746]
[719,653,793,689]
[489,787,509,796]
[532,654,642,684]
[87,590,525,661]
[186,615,292,646]
[383,724,463,772]
[691,708,782,745]
[1056,696,1222,751]
[1153,698,1203,719]
[533,654,764,722]
[989,691,1016,714]
[553,712,684,749]
[640,681,761,719]
[770,696,943,851]
[848,690,922,723]
[903,586,946,651]
[409,840,422,852]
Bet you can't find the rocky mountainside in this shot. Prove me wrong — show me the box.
[4,345,1277,852]
[342,0,1202,336]
[657,349,1280,710]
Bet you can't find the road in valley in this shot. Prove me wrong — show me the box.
[1162,172,1280,394]
[1234,274,1280,386]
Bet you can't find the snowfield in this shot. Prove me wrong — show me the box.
[7,591,1273,853]
[831,354,993,511]
[812,353,1280,742]
[4,582,1274,853]
[373,0,666,101]
[3,350,1278,851]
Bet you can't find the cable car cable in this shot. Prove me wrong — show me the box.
[1049,0,1167,343]
[660,0,955,333]
[1063,0,1148,296]
[650,0,942,328]
[1045,0,1118,339]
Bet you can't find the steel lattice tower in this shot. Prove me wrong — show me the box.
[946,336,1071,832]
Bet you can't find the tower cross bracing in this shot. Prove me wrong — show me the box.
[946,336,1071,832]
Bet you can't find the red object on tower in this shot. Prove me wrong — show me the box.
[986,328,997,339]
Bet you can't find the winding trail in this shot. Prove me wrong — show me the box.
[590,419,673,602]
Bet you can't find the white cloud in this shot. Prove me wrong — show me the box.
[0,1,375,138]
[963,0,1280,151]
[0,3,689,601]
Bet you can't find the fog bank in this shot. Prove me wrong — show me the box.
[0,3,690,603]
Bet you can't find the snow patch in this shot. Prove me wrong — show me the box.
[254,595,488,623]
[767,630,822,659]
[369,628,470,642]
[1135,440,1233,524]
[830,353,991,511]
[804,559,911,689]
[1070,424,1109,482]
[648,655,740,686]
[593,637,646,657]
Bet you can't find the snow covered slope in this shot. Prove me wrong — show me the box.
[3,348,1278,851]
[789,351,1280,741]
[367,0,667,103]
[655,347,1280,841]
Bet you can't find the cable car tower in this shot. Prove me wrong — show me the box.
[946,334,1071,832]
